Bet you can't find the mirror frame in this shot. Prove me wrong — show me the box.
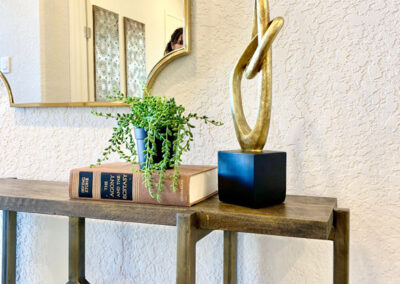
[0,72,13,104]
[8,0,191,108]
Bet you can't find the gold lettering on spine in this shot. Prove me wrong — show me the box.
[122,174,128,200]
[116,174,122,198]
[109,175,115,197]
[80,177,89,193]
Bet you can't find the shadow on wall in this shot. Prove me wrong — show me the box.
[238,234,305,283]
[239,233,335,283]
[283,96,340,198]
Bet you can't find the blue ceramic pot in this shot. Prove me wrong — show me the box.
[133,128,175,169]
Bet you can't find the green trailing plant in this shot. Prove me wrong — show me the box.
[91,87,223,202]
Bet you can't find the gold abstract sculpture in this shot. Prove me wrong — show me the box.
[231,0,283,151]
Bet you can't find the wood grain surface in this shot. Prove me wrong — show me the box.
[0,179,337,239]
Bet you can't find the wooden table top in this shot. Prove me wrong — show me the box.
[0,178,337,240]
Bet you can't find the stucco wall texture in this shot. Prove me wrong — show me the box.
[0,0,399,283]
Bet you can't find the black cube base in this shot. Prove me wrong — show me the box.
[218,150,286,208]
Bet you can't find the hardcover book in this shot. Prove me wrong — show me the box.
[69,162,217,206]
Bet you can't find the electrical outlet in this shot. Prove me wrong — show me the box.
[0,57,11,74]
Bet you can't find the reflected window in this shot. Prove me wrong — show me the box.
[125,18,146,98]
[93,6,121,102]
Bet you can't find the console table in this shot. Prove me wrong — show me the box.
[0,178,349,284]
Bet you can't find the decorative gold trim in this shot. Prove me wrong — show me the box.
[9,0,191,108]
[231,0,283,151]
[0,72,14,106]
[10,101,129,108]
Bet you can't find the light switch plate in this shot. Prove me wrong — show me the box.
[0,57,11,73]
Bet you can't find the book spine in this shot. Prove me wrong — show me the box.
[69,169,190,206]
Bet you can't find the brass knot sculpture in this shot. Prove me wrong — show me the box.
[231,0,284,151]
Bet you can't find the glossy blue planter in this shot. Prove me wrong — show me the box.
[134,128,174,169]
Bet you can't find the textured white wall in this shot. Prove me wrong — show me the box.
[0,0,399,283]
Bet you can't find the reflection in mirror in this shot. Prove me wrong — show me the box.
[92,5,122,101]
[125,17,146,99]
[3,0,189,106]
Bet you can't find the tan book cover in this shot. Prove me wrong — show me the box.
[69,162,217,206]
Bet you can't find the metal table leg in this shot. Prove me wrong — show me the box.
[176,213,212,284]
[333,208,350,284]
[2,211,16,284]
[223,231,237,284]
[66,217,89,284]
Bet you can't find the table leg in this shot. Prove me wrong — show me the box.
[223,231,237,284]
[333,209,350,284]
[176,213,212,284]
[2,211,16,284]
[66,217,89,284]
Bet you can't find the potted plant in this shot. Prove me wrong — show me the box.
[91,87,222,202]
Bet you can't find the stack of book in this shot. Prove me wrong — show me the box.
[69,162,217,206]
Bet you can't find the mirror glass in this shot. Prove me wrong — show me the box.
[5,0,187,105]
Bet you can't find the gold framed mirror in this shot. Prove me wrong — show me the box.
[4,0,190,107]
